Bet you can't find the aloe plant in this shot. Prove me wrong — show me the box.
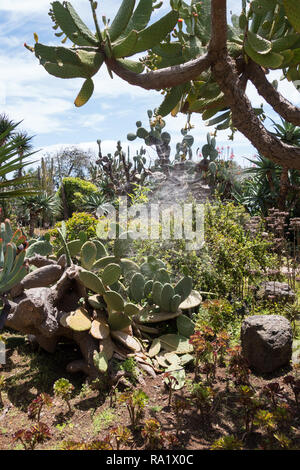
[0,219,28,296]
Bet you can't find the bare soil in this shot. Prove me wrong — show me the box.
[0,330,300,451]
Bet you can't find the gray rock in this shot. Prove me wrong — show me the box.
[241,315,293,374]
[256,281,296,303]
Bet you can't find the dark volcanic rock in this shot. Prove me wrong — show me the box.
[256,282,296,303]
[241,315,293,374]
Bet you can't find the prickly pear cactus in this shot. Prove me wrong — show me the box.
[26,0,179,108]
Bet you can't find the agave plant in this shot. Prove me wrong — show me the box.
[0,122,38,201]
[82,192,110,217]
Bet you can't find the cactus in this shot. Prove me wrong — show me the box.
[64,307,92,332]
[79,270,105,295]
[93,351,108,373]
[26,239,53,258]
[90,319,110,340]
[108,311,131,331]
[104,290,125,312]
[174,276,193,302]
[23,225,199,377]
[28,0,178,108]
[127,111,171,168]
[0,220,28,295]
[102,263,121,286]
[95,140,148,197]
[80,241,97,270]
[87,294,104,309]
[130,273,145,303]
[160,283,175,312]
[110,330,141,352]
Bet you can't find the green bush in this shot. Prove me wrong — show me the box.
[49,212,98,248]
[132,200,277,298]
[58,177,99,216]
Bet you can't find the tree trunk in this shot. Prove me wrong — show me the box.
[278,168,290,211]
[29,212,37,237]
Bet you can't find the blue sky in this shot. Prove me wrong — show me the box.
[1,0,300,168]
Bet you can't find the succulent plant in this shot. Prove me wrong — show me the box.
[0,220,28,295]
[27,1,179,108]
[95,140,149,196]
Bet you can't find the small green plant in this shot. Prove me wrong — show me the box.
[237,385,262,434]
[119,357,139,384]
[141,419,165,450]
[92,408,116,434]
[171,396,189,436]
[149,405,163,417]
[60,439,112,450]
[28,393,53,422]
[141,419,179,450]
[261,382,283,408]
[253,409,278,449]
[283,375,300,406]
[53,378,74,413]
[189,383,216,421]
[210,435,244,450]
[12,423,51,450]
[226,346,251,385]
[118,389,149,427]
[110,426,133,450]
[0,375,6,407]
[163,372,179,406]
[189,327,214,380]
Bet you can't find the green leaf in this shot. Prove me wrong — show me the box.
[284,0,300,33]
[108,0,136,42]
[134,10,179,54]
[244,41,284,68]
[247,31,272,55]
[51,1,92,46]
[93,351,108,372]
[116,58,144,73]
[271,34,300,52]
[65,1,99,46]
[121,0,153,38]
[74,78,94,107]
[104,290,125,311]
[108,311,131,331]
[176,315,195,338]
[158,334,194,354]
[157,84,187,117]
[112,30,138,58]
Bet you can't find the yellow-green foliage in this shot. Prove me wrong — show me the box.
[49,212,98,248]
[58,177,99,215]
[133,200,277,297]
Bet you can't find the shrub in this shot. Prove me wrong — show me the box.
[49,212,98,248]
[133,200,277,297]
[58,177,99,216]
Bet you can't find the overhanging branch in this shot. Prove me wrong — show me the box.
[212,56,300,170]
[247,61,300,127]
[105,53,212,90]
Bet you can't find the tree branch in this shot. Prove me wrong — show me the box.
[209,0,228,55]
[212,56,300,170]
[247,61,300,126]
[105,53,212,90]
